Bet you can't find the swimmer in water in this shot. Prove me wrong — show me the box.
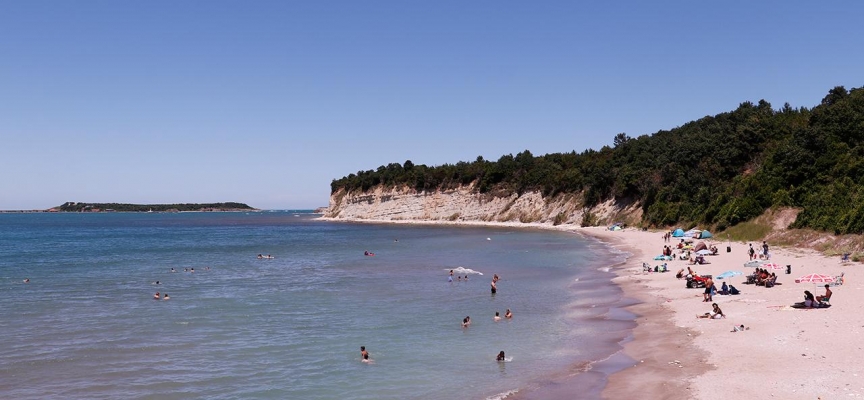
[490,280,497,294]
[170,268,176,273]
[257,254,263,259]
[153,292,160,300]
[360,346,369,360]
[462,316,471,327]
[494,311,501,322]
[497,351,506,362]
[448,270,453,282]
[505,309,512,319]
[163,293,170,300]
[23,278,30,283]
[362,353,373,363]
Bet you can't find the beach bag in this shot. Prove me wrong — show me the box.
[729,285,740,295]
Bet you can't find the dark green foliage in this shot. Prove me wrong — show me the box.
[331,86,864,233]
[55,202,255,212]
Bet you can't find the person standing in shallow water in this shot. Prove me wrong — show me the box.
[491,274,499,294]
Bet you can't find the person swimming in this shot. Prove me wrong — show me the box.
[505,309,512,319]
[494,311,501,321]
[462,316,471,327]
[497,351,506,362]
[153,292,160,300]
[170,268,176,272]
[163,293,170,300]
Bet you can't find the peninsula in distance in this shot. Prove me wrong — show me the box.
[0,201,258,213]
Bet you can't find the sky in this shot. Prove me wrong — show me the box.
[1,1,863,210]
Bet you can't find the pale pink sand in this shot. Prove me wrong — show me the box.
[586,227,864,400]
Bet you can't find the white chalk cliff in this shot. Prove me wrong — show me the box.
[324,185,642,226]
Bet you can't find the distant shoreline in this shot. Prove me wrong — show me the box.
[0,209,259,213]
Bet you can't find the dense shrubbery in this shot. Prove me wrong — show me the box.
[331,86,864,233]
[56,202,255,212]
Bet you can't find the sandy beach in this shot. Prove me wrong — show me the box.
[586,227,863,400]
[322,217,863,399]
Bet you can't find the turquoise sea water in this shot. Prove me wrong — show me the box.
[0,212,633,399]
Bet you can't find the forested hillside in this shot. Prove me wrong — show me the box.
[331,86,864,234]
[54,202,256,212]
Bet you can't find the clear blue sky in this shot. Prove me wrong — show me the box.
[2,1,862,210]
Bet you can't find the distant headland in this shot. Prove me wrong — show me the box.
[0,202,258,213]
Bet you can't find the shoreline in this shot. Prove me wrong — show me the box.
[318,217,701,399]
[320,217,864,399]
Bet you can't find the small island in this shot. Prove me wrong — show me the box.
[49,202,258,213]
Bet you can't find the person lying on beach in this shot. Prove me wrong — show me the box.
[676,268,685,279]
[697,303,725,319]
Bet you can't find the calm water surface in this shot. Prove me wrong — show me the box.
[0,212,631,399]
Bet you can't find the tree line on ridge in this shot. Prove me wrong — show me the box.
[331,86,864,234]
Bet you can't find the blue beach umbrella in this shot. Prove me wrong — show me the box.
[716,271,743,280]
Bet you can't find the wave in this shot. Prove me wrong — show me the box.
[445,267,484,275]
[486,388,519,400]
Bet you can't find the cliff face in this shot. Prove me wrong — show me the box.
[324,185,643,226]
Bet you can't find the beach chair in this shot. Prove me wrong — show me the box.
[830,272,845,286]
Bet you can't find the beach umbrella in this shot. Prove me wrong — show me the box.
[795,273,835,284]
[716,271,743,279]
[761,263,784,270]
[696,249,711,256]
[744,260,765,268]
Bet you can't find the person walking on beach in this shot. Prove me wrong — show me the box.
[703,276,714,302]
[748,244,755,260]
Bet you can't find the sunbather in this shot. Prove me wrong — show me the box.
[803,290,818,308]
[816,284,832,302]
[697,303,725,319]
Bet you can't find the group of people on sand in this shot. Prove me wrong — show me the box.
[748,268,778,286]
[799,285,832,308]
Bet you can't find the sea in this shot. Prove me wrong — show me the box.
[0,211,636,400]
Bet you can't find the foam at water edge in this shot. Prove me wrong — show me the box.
[444,267,484,275]
[486,388,519,400]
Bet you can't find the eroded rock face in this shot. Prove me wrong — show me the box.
[324,186,642,226]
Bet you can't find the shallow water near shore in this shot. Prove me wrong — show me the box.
[0,212,632,399]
